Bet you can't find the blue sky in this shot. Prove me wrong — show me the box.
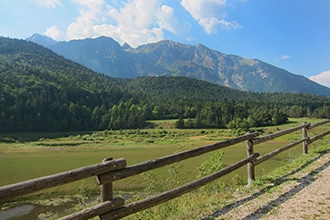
[1,0,330,87]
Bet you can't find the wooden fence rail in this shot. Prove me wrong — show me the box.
[98,153,259,220]
[246,120,330,183]
[95,131,259,185]
[1,120,330,220]
[0,158,127,201]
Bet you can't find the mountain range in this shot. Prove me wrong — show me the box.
[2,36,330,132]
[27,33,330,97]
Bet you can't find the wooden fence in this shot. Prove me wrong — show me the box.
[0,120,329,219]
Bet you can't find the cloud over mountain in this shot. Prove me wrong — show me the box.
[36,0,242,47]
[43,0,179,47]
[3,0,329,81]
[309,70,330,88]
[180,0,241,33]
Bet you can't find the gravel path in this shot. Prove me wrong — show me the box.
[204,151,330,220]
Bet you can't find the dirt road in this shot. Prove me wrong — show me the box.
[203,151,330,219]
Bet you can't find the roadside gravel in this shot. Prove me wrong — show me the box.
[204,151,330,220]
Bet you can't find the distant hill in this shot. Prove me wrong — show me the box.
[126,76,330,106]
[2,36,330,132]
[27,35,330,97]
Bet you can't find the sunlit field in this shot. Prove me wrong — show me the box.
[0,118,327,195]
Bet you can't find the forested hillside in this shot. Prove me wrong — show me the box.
[127,76,330,105]
[0,37,143,132]
[126,77,330,129]
[1,37,330,133]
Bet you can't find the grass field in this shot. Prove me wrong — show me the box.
[0,118,328,196]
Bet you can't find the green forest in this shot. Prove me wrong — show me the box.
[1,37,330,133]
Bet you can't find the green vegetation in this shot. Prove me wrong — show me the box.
[0,37,142,132]
[0,118,329,219]
[1,36,330,218]
[0,118,324,191]
[1,37,330,133]
[127,76,330,129]
[127,143,330,220]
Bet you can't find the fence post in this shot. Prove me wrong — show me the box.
[302,122,308,155]
[101,158,114,202]
[246,137,255,186]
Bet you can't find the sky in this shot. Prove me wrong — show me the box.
[1,0,330,87]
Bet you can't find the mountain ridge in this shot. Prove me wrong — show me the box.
[2,36,330,133]
[26,33,59,47]
[28,34,330,97]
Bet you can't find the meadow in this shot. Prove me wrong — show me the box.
[0,118,326,196]
[1,118,330,219]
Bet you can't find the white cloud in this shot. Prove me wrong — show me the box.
[40,0,241,46]
[66,0,105,40]
[280,54,291,60]
[33,0,63,8]
[200,18,240,34]
[157,5,178,34]
[181,0,240,34]
[44,25,63,40]
[181,0,226,20]
[65,0,179,47]
[72,0,104,9]
[309,70,330,88]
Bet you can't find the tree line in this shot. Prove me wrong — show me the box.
[1,37,330,133]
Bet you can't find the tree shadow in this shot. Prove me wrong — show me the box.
[201,151,330,220]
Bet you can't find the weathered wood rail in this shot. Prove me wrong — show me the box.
[0,120,329,219]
